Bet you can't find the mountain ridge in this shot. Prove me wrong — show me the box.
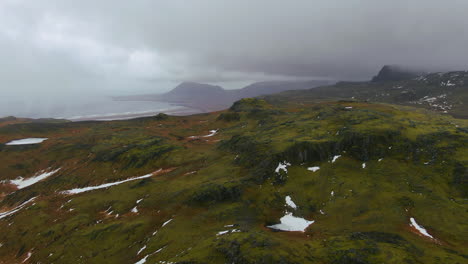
[263,68,468,118]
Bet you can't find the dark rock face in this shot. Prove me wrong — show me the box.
[371,65,421,82]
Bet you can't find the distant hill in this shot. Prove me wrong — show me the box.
[371,65,423,82]
[160,82,228,102]
[0,116,70,127]
[263,68,468,118]
[114,80,333,112]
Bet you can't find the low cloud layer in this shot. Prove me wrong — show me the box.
[1,0,468,101]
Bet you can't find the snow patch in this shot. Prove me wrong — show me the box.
[60,172,158,194]
[268,213,314,232]
[188,129,218,139]
[362,163,366,169]
[217,229,240,236]
[409,217,434,239]
[135,255,149,264]
[0,197,37,220]
[331,155,341,163]
[275,161,291,173]
[9,168,60,189]
[203,129,218,137]
[5,138,48,145]
[22,252,32,263]
[307,166,320,172]
[331,191,334,197]
[285,196,297,209]
[162,219,172,227]
[131,207,138,213]
[137,245,147,255]
[216,230,229,236]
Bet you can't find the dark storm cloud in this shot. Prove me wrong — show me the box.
[1,0,468,99]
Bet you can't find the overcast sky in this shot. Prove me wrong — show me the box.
[1,0,468,102]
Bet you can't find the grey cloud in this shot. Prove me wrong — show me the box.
[1,0,468,101]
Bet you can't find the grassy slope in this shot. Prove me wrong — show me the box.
[0,100,467,264]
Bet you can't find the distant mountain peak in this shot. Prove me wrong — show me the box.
[372,65,422,82]
[171,82,224,93]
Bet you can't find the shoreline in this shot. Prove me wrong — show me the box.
[1,100,231,123]
[68,100,231,122]
[67,106,204,122]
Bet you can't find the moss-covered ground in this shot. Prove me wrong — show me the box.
[0,99,467,263]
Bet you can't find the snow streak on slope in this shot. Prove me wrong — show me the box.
[410,217,434,239]
[9,168,60,189]
[0,197,37,220]
[60,171,159,194]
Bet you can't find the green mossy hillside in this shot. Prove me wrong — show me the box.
[0,100,467,264]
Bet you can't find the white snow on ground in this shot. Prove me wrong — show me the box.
[188,129,218,139]
[345,106,353,109]
[275,161,291,173]
[162,219,173,227]
[135,246,166,263]
[378,158,383,162]
[362,163,366,169]
[319,210,325,215]
[135,255,149,264]
[410,217,434,239]
[131,207,138,213]
[9,168,60,189]
[331,155,341,163]
[5,138,48,145]
[285,196,297,209]
[331,191,334,197]
[307,166,320,172]
[137,245,147,255]
[224,224,234,227]
[22,252,32,263]
[60,172,157,194]
[217,229,240,236]
[136,199,143,204]
[217,230,229,236]
[154,247,165,254]
[0,197,37,220]
[268,213,314,232]
[203,130,218,137]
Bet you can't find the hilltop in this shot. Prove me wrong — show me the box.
[371,65,423,82]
